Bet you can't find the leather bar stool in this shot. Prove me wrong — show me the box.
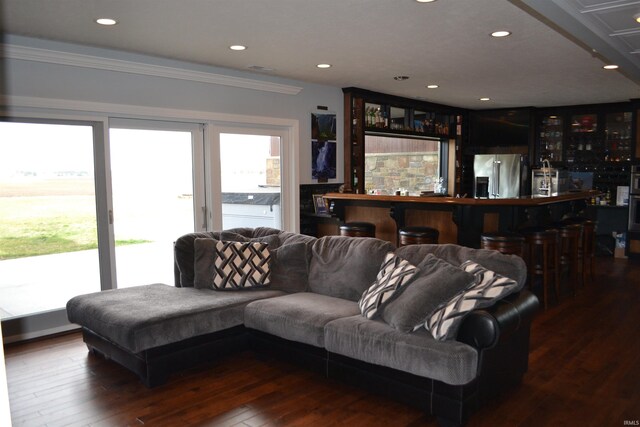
[339,222,376,238]
[480,232,525,257]
[521,228,560,309]
[579,220,597,285]
[561,218,597,286]
[398,226,439,246]
[554,222,583,293]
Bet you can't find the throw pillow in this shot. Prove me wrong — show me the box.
[379,254,476,333]
[211,241,271,290]
[193,238,218,289]
[424,260,519,340]
[268,241,312,293]
[358,253,418,319]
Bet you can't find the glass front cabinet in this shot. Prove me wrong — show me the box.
[535,105,636,168]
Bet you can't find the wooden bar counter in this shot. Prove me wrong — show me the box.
[323,191,595,248]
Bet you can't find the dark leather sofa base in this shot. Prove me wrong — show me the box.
[82,325,249,388]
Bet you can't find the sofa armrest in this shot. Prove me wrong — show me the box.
[455,289,539,350]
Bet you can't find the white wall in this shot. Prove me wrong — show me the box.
[0,35,344,186]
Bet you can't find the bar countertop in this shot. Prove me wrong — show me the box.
[324,191,596,206]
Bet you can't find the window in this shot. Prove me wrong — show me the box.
[364,135,444,195]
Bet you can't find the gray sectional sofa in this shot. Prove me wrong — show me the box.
[67,227,538,425]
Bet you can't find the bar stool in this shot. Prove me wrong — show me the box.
[521,228,560,309]
[339,222,376,238]
[561,218,597,286]
[480,232,525,257]
[398,226,439,246]
[580,220,597,285]
[554,222,583,293]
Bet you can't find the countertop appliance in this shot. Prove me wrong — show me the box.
[629,165,640,232]
[531,168,570,197]
[473,154,525,198]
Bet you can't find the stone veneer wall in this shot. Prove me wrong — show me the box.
[364,152,439,194]
[265,157,281,186]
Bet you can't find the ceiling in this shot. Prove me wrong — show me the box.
[1,0,640,110]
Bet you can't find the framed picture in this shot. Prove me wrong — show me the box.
[313,194,329,215]
[311,112,337,181]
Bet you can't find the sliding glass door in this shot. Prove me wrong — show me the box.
[1,115,294,340]
[0,121,101,319]
[109,120,205,288]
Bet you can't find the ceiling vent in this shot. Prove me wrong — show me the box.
[248,65,275,72]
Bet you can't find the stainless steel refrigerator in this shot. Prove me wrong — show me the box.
[473,154,525,198]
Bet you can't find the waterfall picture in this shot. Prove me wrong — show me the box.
[311,112,337,181]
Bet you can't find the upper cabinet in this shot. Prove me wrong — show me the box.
[343,88,465,194]
[538,114,564,162]
[534,103,636,168]
[605,112,633,162]
[363,102,453,137]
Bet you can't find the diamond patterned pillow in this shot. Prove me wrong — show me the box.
[424,260,519,340]
[359,253,418,319]
[212,241,271,290]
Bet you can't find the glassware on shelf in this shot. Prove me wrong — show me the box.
[605,111,632,162]
[539,115,563,163]
[571,114,597,133]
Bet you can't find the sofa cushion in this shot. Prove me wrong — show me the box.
[66,283,285,353]
[278,231,317,246]
[195,237,311,292]
[244,293,360,348]
[174,231,219,287]
[324,315,478,386]
[308,236,395,301]
[379,254,476,333]
[358,253,418,319]
[219,231,281,249]
[424,261,520,340]
[268,241,311,293]
[395,243,527,288]
[174,228,281,288]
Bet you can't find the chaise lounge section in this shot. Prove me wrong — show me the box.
[67,227,538,425]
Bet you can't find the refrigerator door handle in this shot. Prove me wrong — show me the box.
[493,160,501,197]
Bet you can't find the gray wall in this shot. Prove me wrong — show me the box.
[1,35,344,186]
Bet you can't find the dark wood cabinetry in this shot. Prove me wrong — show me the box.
[534,103,636,168]
[343,88,465,195]
[533,102,637,203]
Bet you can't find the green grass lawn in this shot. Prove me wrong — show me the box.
[0,195,148,260]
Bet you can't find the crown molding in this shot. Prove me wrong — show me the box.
[3,44,303,96]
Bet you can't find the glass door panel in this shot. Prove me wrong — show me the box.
[538,115,563,163]
[0,121,99,318]
[606,112,632,162]
[109,125,199,288]
[220,133,282,230]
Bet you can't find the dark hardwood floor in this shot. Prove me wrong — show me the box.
[5,256,640,426]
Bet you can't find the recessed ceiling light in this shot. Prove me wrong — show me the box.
[229,45,247,51]
[603,64,619,70]
[394,75,410,81]
[634,13,640,23]
[95,18,117,26]
[491,30,511,38]
[317,63,332,69]
[416,0,437,3]
[426,84,439,89]
[479,97,491,101]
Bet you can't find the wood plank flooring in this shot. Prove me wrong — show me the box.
[5,256,640,426]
